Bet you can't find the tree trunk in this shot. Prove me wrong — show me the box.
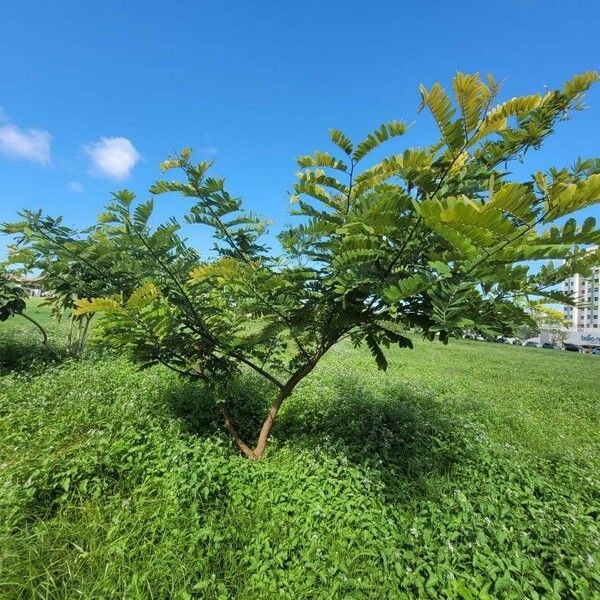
[68,318,75,349]
[18,313,57,357]
[251,385,293,459]
[222,353,324,459]
[76,314,92,356]
[221,405,258,459]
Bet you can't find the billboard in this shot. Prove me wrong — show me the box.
[566,329,600,347]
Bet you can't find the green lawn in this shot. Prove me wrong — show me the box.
[1,298,55,330]
[0,298,69,374]
[1,304,599,598]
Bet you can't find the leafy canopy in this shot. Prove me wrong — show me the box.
[4,71,600,456]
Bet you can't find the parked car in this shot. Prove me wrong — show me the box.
[541,342,556,350]
[591,347,600,356]
[464,334,485,341]
[564,343,582,353]
[523,341,540,348]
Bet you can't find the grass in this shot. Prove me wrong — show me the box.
[1,303,599,598]
[1,298,58,334]
[0,298,68,374]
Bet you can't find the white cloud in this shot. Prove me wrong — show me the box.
[0,124,51,165]
[84,136,141,180]
[200,146,218,156]
[68,181,84,193]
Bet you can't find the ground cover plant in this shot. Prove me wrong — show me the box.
[1,306,599,598]
[4,71,600,458]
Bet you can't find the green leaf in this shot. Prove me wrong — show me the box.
[297,151,348,172]
[452,72,495,136]
[365,333,387,371]
[486,183,541,223]
[126,282,160,312]
[329,129,353,156]
[384,275,428,303]
[73,297,122,316]
[419,82,464,151]
[544,173,600,220]
[352,121,407,162]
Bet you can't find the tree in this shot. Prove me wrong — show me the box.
[532,304,570,346]
[0,268,56,356]
[515,323,539,343]
[4,214,142,356]
[5,71,600,459]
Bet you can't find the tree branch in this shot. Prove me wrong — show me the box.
[18,312,57,357]
[127,221,219,347]
[221,405,257,459]
[231,352,285,389]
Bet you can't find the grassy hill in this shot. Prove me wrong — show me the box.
[1,303,599,598]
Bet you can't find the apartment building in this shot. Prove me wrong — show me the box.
[562,267,600,330]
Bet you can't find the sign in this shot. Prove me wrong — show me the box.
[566,329,600,347]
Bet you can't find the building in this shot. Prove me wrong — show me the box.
[562,267,600,330]
[558,255,600,348]
[17,276,46,297]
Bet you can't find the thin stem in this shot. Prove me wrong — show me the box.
[345,159,355,214]
[231,353,284,389]
[251,353,324,459]
[77,314,93,355]
[156,355,205,380]
[464,204,556,277]
[384,216,423,277]
[198,197,311,360]
[253,338,336,459]
[18,312,57,357]
[31,227,108,280]
[67,317,74,349]
[235,272,311,360]
[128,222,218,347]
[222,344,334,459]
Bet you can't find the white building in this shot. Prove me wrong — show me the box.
[562,268,600,330]
[18,276,46,297]
[560,261,600,348]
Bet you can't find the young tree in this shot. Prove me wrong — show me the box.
[6,71,600,458]
[4,214,144,356]
[532,305,570,346]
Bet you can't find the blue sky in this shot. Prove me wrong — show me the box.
[1,0,599,258]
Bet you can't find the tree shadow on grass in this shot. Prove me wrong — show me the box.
[277,375,473,501]
[163,373,274,443]
[165,371,474,502]
[0,330,65,375]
